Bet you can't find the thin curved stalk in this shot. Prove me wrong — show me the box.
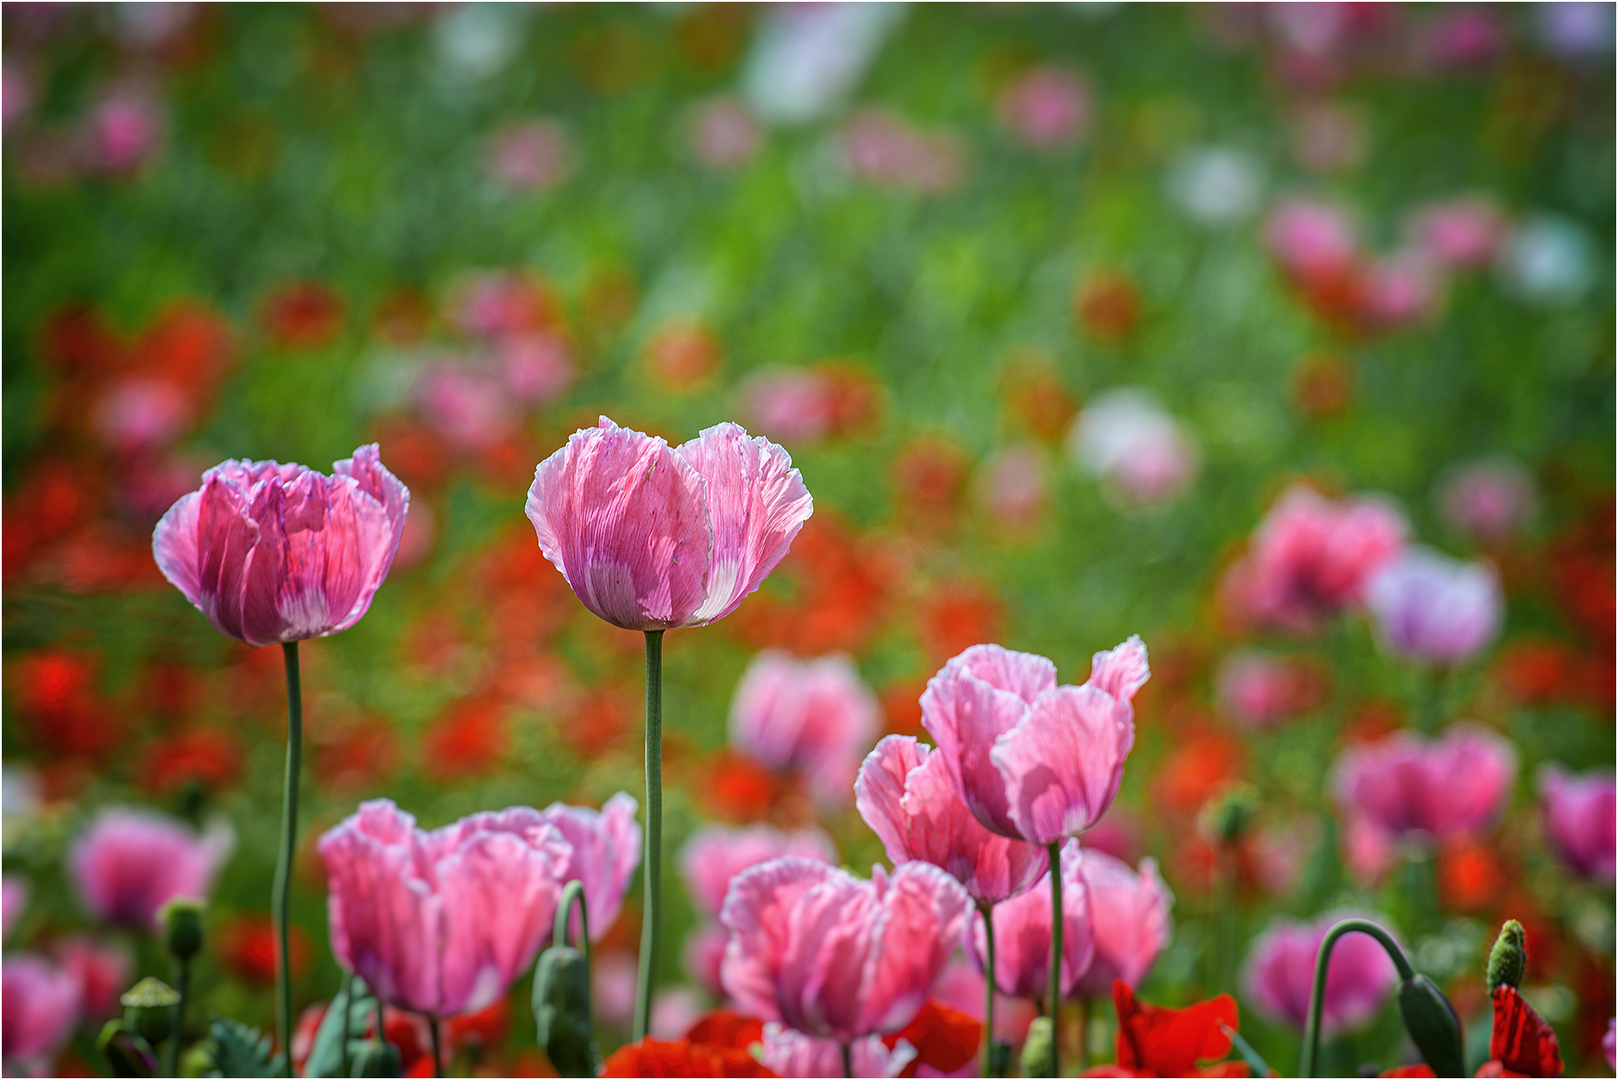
[273,641,303,1079]
[1047,841,1062,1079]
[1299,918,1414,1078]
[634,630,664,1042]
[981,905,997,1078]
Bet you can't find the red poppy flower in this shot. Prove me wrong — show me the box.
[422,694,510,780]
[600,1038,776,1078]
[884,1001,982,1078]
[137,727,243,794]
[1437,839,1505,914]
[261,281,344,349]
[687,1009,765,1050]
[1475,986,1564,1078]
[216,914,310,986]
[12,649,122,759]
[734,514,894,656]
[920,581,1005,666]
[1074,270,1142,344]
[1154,730,1244,816]
[1380,1067,1436,1078]
[1112,980,1248,1078]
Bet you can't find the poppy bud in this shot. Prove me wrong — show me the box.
[532,944,595,1077]
[1202,783,1260,843]
[1486,919,1526,992]
[1397,973,1465,1078]
[159,898,204,960]
[120,976,180,1046]
[97,1019,158,1078]
[1019,1016,1056,1078]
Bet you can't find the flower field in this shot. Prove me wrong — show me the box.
[2,4,1613,1078]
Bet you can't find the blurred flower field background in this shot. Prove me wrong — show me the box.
[2,3,1615,1077]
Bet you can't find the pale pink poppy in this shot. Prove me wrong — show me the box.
[1416,8,1508,71]
[975,445,1049,531]
[921,637,1148,846]
[416,363,520,450]
[2,876,27,942]
[1537,764,1616,884]
[532,792,643,941]
[1244,914,1397,1035]
[1217,650,1318,729]
[856,735,1045,906]
[650,986,707,1041]
[929,959,1037,1045]
[1333,725,1516,875]
[1066,850,1173,999]
[761,1023,918,1078]
[1067,390,1200,506]
[1437,458,1536,543]
[1264,198,1360,283]
[593,950,638,1031]
[679,823,837,917]
[1407,197,1510,269]
[963,839,1095,1000]
[152,445,410,647]
[996,67,1091,149]
[486,120,572,192]
[93,377,192,453]
[88,89,161,173]
[1221,484,1408,633]
[720,858,972,1044]
[452,272,552,340]
[689,97,764,169]
[840,110,966,194]
[497,332,573,404]
[525,417,814,631]
[1365,547,1502,664]
[729,650,879,804]
[319,798,577,1016]
[1356,252,1442,329]
[0,954,82,1072]
[683,921,729,997]
[741,367,844,444]
[68,807,231,931]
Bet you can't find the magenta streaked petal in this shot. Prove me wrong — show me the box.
[675,422,814,625]
[525,417,713,630]
[1068,851,1173,998]
[993,684,1135,846]
[859,861,974,1035]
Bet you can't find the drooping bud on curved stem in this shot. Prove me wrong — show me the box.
[534,880,597,1078]
[1299,918,1462,1078]
[1486,919,1526,993]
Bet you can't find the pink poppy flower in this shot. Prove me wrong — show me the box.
[1604,1017,1615,1071]
[719,858,972,1044]
[929,959,1037,1045]
[532,792,644,941]
[1221,484,1408,633]
[683,921,730,996]
[1265,198,1360,283]
[1407,197,1510,269]
[729,650,879,804]
[996,67,1091,149]
[525,417,814,631]
[1,954,82,1071]
[975,445,1049,532]
[152,445,411,647]
[1537,764,1616,884]
[679,823,837,917]
[486,119,571,192]
[2,876,26,942]
[1217,650,1320,729]
[497,332,573,404]
[840,110,966,194]
[689,97,763,169]
[1365,548,1503,664]
[920,637,1148,846]
[1066,390,1200,506]
[54,935,132,1021]
[416,362,521,451]
[1067,850,1173,999]
[593,951,638,1031]
[1333,725,1517,873]
[855,734,1046,906]
[1356,252,1443,329]
[1244,914,1397,1035]
[318,798,576,1017]
[1416,8,1508,71]
[963,839,1095,1000]
[68,807,231,930]
[93,377,192,453]
[87,89,161,174]
[760,1023,918,1078]
[1437,458,1536,543]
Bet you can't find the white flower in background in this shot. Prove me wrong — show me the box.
[742,3,908,125]
[435,3,527,83]
[1499,214,1594,306]
[1538,2,1615,58]
[1067,388,1200,505]
[1163,146,1265,226]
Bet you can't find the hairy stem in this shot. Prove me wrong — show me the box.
[982,904,997,1078]
[1048,841,1063,1079]
[633,630,665,1042]
[273,641,303,1079]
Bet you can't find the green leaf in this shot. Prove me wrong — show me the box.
[348,1039,402,1078]
[532,945,596,1078]
[305,978,380,1079]
[1018,1016,1056,1078]
[206,1018,284,1079]
[1220,1023,1274,1078]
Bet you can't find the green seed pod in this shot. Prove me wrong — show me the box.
[1202,783,1261,843]
[1397,973,1465,1079]
[120,976,180,1046]
[1486,919,1526,992]
[532,944,595,1078]
[98,1018,159,1078]
[159,898,205,960]
[1019,1016,1057,1078]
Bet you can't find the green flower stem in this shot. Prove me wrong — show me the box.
[165,955,191,1078]
[428,1015,443,1079]
[841,1041,853,1079]
[981,905,996,1078]
[340,971,354,1078]
[556,879,592,961]
[1047,841,1062,1079]
[273,641,304,1080]
[1299,918,1414,1078]
[634,630,665,1043]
